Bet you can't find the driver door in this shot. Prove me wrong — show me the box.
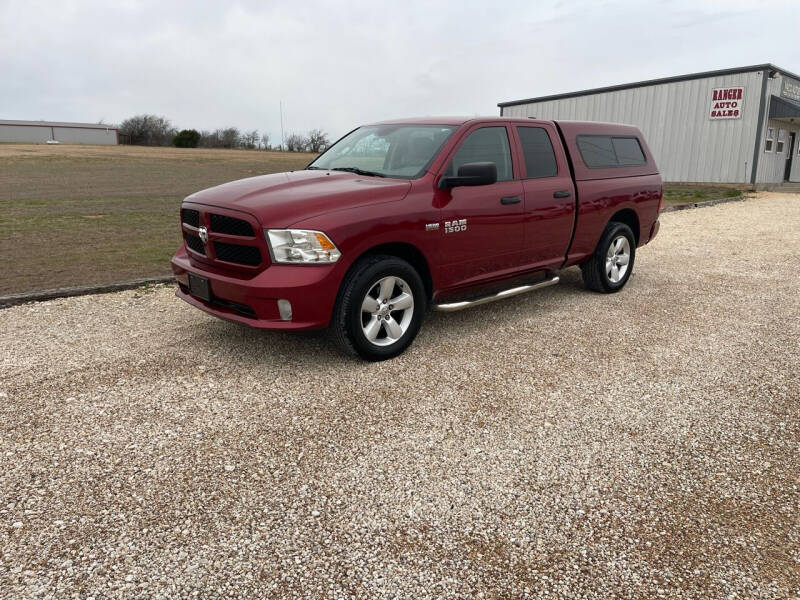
[436,125,524,288]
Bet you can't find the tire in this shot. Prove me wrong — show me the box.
[581,221,636,293]
[330,255,426,361]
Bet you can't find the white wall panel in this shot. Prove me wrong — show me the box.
[503,71,766,183]
[755,75,800,183]
[53,127,117,145]
[758,119,800,183]
[0,125,52,143]
[0,124,117,145]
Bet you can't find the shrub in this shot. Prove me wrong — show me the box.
[173,129,201,148]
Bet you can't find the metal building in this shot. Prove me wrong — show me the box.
[499,64,800,186]
[0,120,118,145]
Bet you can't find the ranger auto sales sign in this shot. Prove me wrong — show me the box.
[709,87,744,119]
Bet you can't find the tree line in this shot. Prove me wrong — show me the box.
[117,114,330,152]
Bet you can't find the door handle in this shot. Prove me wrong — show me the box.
[501,196,521,205]
[553,190,572,198]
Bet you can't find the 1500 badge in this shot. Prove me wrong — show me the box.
[444,219,467,234]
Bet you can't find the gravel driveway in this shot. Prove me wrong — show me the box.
[1,193,798,599]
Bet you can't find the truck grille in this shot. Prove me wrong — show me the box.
[185,233,205,255]
[210,214,254,237]
[181,204,265,268]
[181,208,200,228]
[213,242,261,266]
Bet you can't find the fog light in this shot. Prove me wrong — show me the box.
[277,299,292,321]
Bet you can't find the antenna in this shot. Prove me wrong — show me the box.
[280,100,285,151]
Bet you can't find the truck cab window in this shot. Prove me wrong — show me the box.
[517,127,558,178]
[447,126,513,181]
[577,135,646,168]
[612,138,647,165]
[309,125,456,179]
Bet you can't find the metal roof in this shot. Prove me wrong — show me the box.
[0,119,118,130]
[768,95,800,120]
[499,64,800,108]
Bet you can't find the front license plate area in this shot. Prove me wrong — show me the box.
[188,273,211,302]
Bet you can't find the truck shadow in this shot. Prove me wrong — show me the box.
[423,267,586,338]
[181,267,588,364]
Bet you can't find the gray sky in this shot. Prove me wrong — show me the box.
[2,0,799,144]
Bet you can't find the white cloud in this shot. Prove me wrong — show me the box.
[1,0,798,143]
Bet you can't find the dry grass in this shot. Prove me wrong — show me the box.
[0,144,315,296]
[663,184,744,205]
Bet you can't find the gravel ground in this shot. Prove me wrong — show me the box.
[1,192,798,599]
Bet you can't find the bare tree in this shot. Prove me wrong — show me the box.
[284,133,308,152]
[306,129,330,153]
[260,132,270,150]
[219,127,241,148]
[119,114,176,146]
[198,130,214,147]
[241,129,259,149]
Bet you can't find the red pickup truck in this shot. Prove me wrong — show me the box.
[172,117,661,360]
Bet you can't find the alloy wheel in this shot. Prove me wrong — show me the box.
[360,276,414,347]
[606,235,631,283]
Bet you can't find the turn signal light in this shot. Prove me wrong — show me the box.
[314,233,336,251]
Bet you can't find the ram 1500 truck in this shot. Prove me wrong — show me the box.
[172,117,661,360]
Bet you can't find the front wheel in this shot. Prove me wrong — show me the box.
[581,222,636,293]
[330,255,426,361]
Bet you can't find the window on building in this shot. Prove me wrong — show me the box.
[446,126,513,181]
[776,129,786,153]
[576,135,646,168]
[516,127,557,178]
[765,128,775,152]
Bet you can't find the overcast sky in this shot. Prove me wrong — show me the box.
[2,0,799,144]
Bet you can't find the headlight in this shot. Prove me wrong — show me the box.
[265,229,342,264]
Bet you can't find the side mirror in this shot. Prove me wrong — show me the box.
[438,162,497,189]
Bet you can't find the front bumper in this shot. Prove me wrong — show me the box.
[171,245,341,330]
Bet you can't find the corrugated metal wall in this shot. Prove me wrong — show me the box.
[0,124,52,143]
[755,75,800,183]
[0,125,117,145]
[53,127,117,145]
[502,71,766,183]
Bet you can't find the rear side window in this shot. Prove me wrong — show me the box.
[577,135,646,168]
[447,126,513,181]
[516,127,558,178]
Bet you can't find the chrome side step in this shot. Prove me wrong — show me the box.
[434,275,560,312]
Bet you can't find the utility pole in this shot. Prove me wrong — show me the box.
[280,100,285,152]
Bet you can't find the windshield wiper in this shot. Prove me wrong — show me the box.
[306,166,324,170]
[331,167,386,178]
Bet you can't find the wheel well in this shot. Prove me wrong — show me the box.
[356,243,433,300]
[609,209,640,244]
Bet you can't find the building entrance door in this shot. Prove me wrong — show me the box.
[785,132,796,181]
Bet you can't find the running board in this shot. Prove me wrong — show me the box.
[434,275,560,312]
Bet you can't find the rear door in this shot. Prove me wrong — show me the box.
[511,124,576,271]
[436,124,524,288]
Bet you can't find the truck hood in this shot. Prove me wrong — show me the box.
[185,170,412,228]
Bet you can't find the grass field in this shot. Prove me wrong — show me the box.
[0,144,314,296]
[662,184,743,205]
[0,144,747,297]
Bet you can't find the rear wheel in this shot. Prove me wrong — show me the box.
[330,255,425,360]
[581,222,636,293]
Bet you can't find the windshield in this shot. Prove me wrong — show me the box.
[308,124,457,179]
